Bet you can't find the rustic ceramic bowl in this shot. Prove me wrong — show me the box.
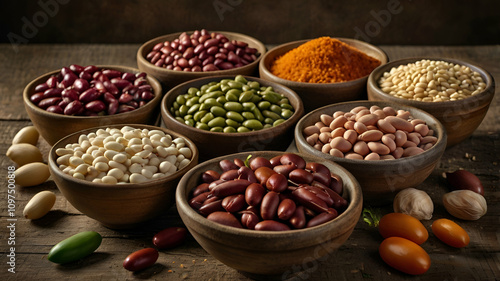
[48,124,199,229]
[259,38,388,112]
[23,65,162,146]
[294,101,447,205]
[176,151,362,278]
[161,75,304,161]
[367,57,495,147]
[137,31,266,90]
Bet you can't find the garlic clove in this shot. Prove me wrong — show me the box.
[393,188,433,220]
[442,190,487,221]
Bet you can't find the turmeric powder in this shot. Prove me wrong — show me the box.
[270,37,381,83]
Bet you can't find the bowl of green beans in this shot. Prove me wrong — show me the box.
[161,75,304,160]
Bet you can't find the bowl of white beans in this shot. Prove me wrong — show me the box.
[48,124,199,229]
[294,100,447,205]
[367,57,495,147]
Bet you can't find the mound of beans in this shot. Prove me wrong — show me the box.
[303,105,437,160]
[189,153,347,231]
[378,59,486,102]
[55,126,193,184]
[146,29,259,72]
[171,75,295,133]
[31,65,155,116]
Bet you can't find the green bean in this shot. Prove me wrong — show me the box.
[187,104,201,115]
[179,105,189,116]
[228,81,243,89]
[225,118,240,128]
[208,117,226,128]
[242,84,251,92]
[264,117,274,124]
[241,111,255,120]
[216,96,228,104]
[172,102,180,110]
[210,106,227,117]
[269,104,282,114]
[175,117,184,123]
[280,103,294,110]
[183,114,193,121]
[187,87,199,96]
[262,110,281,120]
[176,95,186,105]
[199,103,211,111]
[250,94,262,103]
[281,109,294,119]
[210,127,223,132]
[242,102,256,111]
[234,75,248,84]
[204,98,222,107]
[200,112,214,123]
[243,119,264,130]
[237,126,251,133]
[262,92,282,104]
[207,83,221,92]
[193,110,208,122]
[258,101,271,110]
[185,119,195,127]
[220,84,231,92]
[252,107,265,122]
[224,101,244,112]
[248,81,260,90]
[223,126,237,133]
[273,119,286,126]
[196,122,210,131]
[186,96,199,107]
[239,91,254,102]
[226,111,244,123]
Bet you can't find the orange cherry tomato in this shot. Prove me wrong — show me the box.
[379,237,431,275]
[379,213,429,245]
[432,218,470,248]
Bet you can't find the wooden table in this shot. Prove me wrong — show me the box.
[1,44,499,281]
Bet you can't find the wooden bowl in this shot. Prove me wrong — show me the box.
[367,57,495,147]
[137,31,266,90]
[294,101,447,205]
[160,75,304,161]
[259,38,388,113]
[23,65,162,146]
[48,124,199,229]
[175,151,362,278]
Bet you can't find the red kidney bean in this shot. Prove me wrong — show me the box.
[207,211,242,228]
[69,64,84,73]
[123,248,159,272]
[61,72,77,88]
[292,187,329,213]
[202,170,220,183]
[85,100,106,112]
[306,209,338,228]
[102,69,121,79]
[46,76,58,88]
[280,153,306,169]
[254,166,276,186]
[192,183,210,197]
[38,97,62,109]
[260,191,280,220]
[241,212,259,230]
[118,93,133,104]
[255,220,290,231]
[189,191,210,210]
[269,155,282,167]
[103,80,119,95]
[222,194,246,213]
[64,100,84,115]
[277,198,296,220]
[306,162,330,176]
[273,164,296,177]
[210,179,251,197]
[245,183,266,206]
[79,71,92,80]
[220,169,239,181]
[328,189,348,211]
[289,206,306,229]
[312,172,331,187]
[199,199,223,216]
[266,173,288,192]
[446,169,484,195]
[107,99,119,115]
[46,105,63,114]
[30,92,44,104]
[289,169,314,185]
[330,174,343,195]
[111,78,132,89]
[249,157,273,170]
[79,88,100,103]
[35,83,49,92]
[304,185,334,207]
[153,227,187,249]
[58,99,69,109]
[219,159,239,171]
[43,88,63,98]
[72,78,90,93]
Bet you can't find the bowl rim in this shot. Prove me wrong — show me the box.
[367,56,496,107]
[294,100,447,166]
[259,37,389,87]
[23,65,162,120]
[48,123,199,190]
[175,150,363,238]
[160,74,305,136]
[137,30,267,75]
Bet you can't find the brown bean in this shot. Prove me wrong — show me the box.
[202,170,220,183]
[306,133,319,146]
[273,164,296,177]
[152,227,187,250]
[123,248,159,272]
[320,114,334,126]
[280,153,306,169]
[386,116,414,132]
[199,199,223,216]
[354,121,368,134]
[277,198,296,220]
[43,88,63,98]
[345,152,364,160]
[394,130,407,147]
[220,169,239,181]
[353,141,369,156]
[304,185,334,206]
[359,130,383,142]
[312,172,331,187]
[377,119,396,133]
[192,183,210,197]
[269,155,282,167]
[367,142,390,155]
[241,212,260,229]
[382,135,397,152]
[254,166,276,185]
[292,187,329,213]
[219,159,239,171]
[250,156,273,170]
[331,127,346,139]
[330,137,352,153]
[329,148,344,158]
[356,113,378,126]
[289,205,306,229]
[306,162,330,176]
[289,168,314,185]
[238,166,257,183]
[266,173,288,192]
[254,220,290,231]
[330,116,348,130]
[222,194,246,213]
[245,183,265,206]
[38,97,62,109]
[189,191,210,210]
[364,152,380,160]
[330,174,343,195]
[260,191,280,220]
[207,211,243,228]
[303,125,320,136]
[403,147,425,157]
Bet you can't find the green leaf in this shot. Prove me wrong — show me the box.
[362,207,382,227]
[244,154,252,168]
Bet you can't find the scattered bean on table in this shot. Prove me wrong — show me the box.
[378,59,486,102]
[31,65,155,116]
[189,153,348,231]
[55,126,193,184]
[302,105,437,160]
[146,29,259,72]
[170,75,295,132]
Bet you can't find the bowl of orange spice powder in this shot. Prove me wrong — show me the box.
[259,37,388,112]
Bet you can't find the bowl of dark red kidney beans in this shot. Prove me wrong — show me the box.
[137,29,267,89]
[175,151,363,278]
[23,64,162,145]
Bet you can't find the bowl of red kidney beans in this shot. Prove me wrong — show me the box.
[23,64,162,145]
[137,29,266,89]
[175,151,362,278]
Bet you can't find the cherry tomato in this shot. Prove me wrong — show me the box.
[379,213,428,245]
[379,237,431,275]
[432,218,470,248]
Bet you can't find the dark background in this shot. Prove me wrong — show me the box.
[1,0,499,46]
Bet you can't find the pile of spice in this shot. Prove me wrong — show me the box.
[270,37,381,83]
